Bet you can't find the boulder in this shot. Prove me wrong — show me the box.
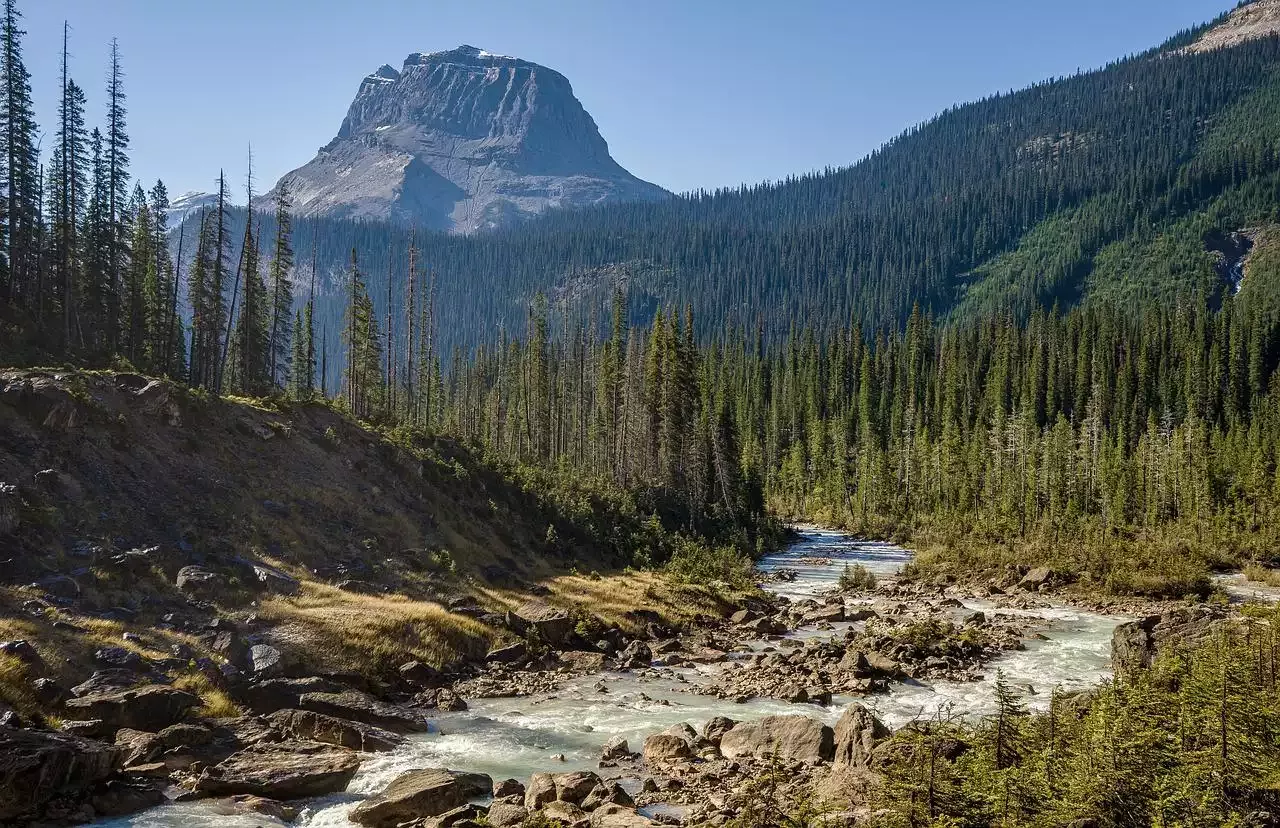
[114,728,163,766]
[1112,606,1226,673]
[157,722,213,750]
[0,640,43,672]
[70,669,150,698]
[513,601,574,644]
[591,804,653,828]
[489,802,529,827]
[839,649,872,676]
[1018,567,1055,591]
[63,685,200,736]
[581,781,634,811]
[615,641,652,669]
[251,564,301,595]
[642,730,695,764]
[94,646,148,672]
[351,768,492,828]
[543,800,590,827]
[197,741,361,799]
[486,642,529,664]
[175,565,225,597]
[229,795,301,821]
[412,687,468,712]
[525,772,558,808]
[267,709,406,752]
[832,703,890,768]
[235,676,346,713]
[701,716,736,745]
[0,726,120,822]
[719,715,835,764]
[493,778,526,798]
[89,779,165,817]
[249,644,286,678]
[400,660,443,686]
[299,690,432,733]
[600,735,632,761]
[551,770,602,804]
[559,651,606,673]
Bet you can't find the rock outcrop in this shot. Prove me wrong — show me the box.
[261,46,667,233]
[351,768,493,828]
[0,727,120,822]
[1111,606,1226,673]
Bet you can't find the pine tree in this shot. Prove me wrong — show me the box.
[0,0,39,306]
[341,247,383,419]
[266,183,294,389]
[104,37,129,354]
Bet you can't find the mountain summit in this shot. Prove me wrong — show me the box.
[262,45,668,233]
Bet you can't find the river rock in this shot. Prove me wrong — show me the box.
[63,685,199,736]
[399,660,443,686]
[1111,606,1226,673]
[512,601,574,644]
[615,641,652,669]
[267,708,407,752]
[493,778,525,798]
[114,728,163,767]
[489,802,529,827]
[719,715,835,764]
[590,804,653,828]
[581,781,634,810]
[600,735,632,761]
[298,689,432,733]
[550,770,602,804]
[832,703,890,768]
[702,716,736,745]
[0,726,120,822]
[526,773,559,808]
[235,676,346,712]
[487,642,528,664]
[351,768,492,828]
[559,651,606,673]
[89,779,165,817]
[197,741,362,798]
[542,800,590,827]
[642,729,695,764]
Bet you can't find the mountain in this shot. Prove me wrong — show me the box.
[162,190,221,229]
[186,2,1280,394]
[259,46,668,233]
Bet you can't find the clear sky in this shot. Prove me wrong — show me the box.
[23,0,1234,200]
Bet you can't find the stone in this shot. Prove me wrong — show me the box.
[1018,567,1055,591]
[114,728,164,766]
[89,779,165,817]
[615,641,652,669]
[542,800,591,827]
[600,735,632,761]
[832,703,891,768]
[351,768,492,828]
[94,646,147,671]
[590,804,653,828]
[489,802,529,827]
[30,677,66,706]
[493,778,525,798]
[559,651,606,673]
[551,770,602,804]
[718,715,835,764]
[486,642,529,664]
[581,781,634,811]
[0,726,120,822]
[63,685,200,736]
[701,716,736,745]
[1112,606,1226,673]
[230,795,301,821]
[175,565,224,596]
[513,601,574,644]
[525,773,558,808]
[729,609,758,624]
[235,676,346,713]
[210,631,248,666]
[157,722,213,749]
[642,730,695,764]
[412,687,468,711]
[963,611,986,626]
[400,660,443,686]
[268,708,405,752]
[197,741,362,799]
[249,644,286,677]
[251,564,301,595]
[299,689,432,733]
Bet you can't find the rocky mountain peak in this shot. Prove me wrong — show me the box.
[262,45,667,233]
[1181,0,1280,54]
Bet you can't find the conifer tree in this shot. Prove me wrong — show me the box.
[0,0,38,305]
[266,183,293,388]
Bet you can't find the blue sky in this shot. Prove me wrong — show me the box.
[24,0,1233,200]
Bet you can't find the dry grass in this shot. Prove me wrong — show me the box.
[482,571,743,635]
[1245,563,1280,588]
[173,673,242,718]
[256,582,494,674]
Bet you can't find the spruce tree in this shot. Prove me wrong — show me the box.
[0,0,38,305]
[266,183,294,388]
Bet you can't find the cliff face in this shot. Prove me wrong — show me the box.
[262,46,668,233]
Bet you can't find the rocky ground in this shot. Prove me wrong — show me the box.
[0,504,1227,828]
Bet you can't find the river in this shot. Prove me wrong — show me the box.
[101,527,1127,827]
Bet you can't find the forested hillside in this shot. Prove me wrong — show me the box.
[176,9,1280,387]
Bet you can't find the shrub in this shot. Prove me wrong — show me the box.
[838,563,877,591]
